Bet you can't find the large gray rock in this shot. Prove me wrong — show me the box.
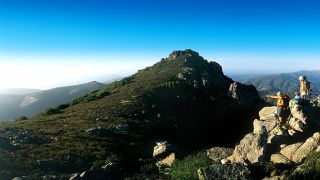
[291,132,320,163]
[288,118,305,132]
[259,107,278,121]
[153,141,177,159]
[207,147,233,163]
[280,143,302,160]
[270,133,320,164]
[227,126,268,163]
[289,100,307,124]
[198,164,252,180]
[153,141,178,168]
[267,126,290,146]
[228,82,260,106]
[253,119,277,134]
[270,153,290,164]
[155,153,175,168]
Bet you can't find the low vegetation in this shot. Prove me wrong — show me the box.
[170,150,211,180]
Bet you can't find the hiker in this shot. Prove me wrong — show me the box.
[299,76,311,100]
[294,92,302,105]
[266,92,289,126]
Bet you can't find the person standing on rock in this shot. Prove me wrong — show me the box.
[266,92,289,126]
[299,76,311,100]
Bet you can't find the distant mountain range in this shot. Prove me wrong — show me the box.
[240,70,320,97]
[0,81,105,121]
[0,88,42,95]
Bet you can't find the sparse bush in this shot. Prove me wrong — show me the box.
[170,150,211,180]
[14,116,28,121]
[39,107,61,116]
[57,103,69,110]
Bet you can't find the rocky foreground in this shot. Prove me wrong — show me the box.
[196,97,320,179]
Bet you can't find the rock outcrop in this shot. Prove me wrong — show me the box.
[271,132,320,164]
[226,126,268,163]
[228,82,261,107]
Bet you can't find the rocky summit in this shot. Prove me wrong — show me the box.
[0,50,264,179]
[203,97,320,179]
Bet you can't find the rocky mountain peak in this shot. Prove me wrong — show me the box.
[169,49,200,60]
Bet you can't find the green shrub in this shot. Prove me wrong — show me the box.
[170,150,212,180]
[57,103,69,110]
[39,107,61,116]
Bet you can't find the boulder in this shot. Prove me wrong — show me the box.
[288,118,306,132]
[270,153,290,164]
[253,119,277,134]
[155,153,175,168]
[228,82,260,106]
[206,147,233,163]
[198,164,252,180]
[280,143,302,160]
[153,141,177,159]
[85,127,111,136]
[227,126,268,163]
[259,107,278,121]
[291,132,320,163]
[267,126,289,145]
[289,100,307,124]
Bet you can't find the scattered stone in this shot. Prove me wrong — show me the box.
[69,173,81,180]
[37,159,59,169]
[206,147,233,163]
[114,124,128,132]
[79,165,123,180]
[198,164,252,180]
[85,127,110,136]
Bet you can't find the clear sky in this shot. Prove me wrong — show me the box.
[1,0,320,89]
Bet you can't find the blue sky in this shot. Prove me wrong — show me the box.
[0,0,320,89]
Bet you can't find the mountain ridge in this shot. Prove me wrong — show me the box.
[0,49,264,179]
[0,81,105,121]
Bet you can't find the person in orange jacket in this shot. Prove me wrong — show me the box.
[266,92,289,126]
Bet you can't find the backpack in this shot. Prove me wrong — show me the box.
[278,95,289,108]
[306,81,311,91]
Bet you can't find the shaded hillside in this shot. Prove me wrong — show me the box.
[0,81,105,121]
[0,50,264,179]
[241,70,320,97]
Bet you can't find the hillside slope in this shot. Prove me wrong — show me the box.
[0,81,105,121]
[0,50,264,179]
[241,70,320,96]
